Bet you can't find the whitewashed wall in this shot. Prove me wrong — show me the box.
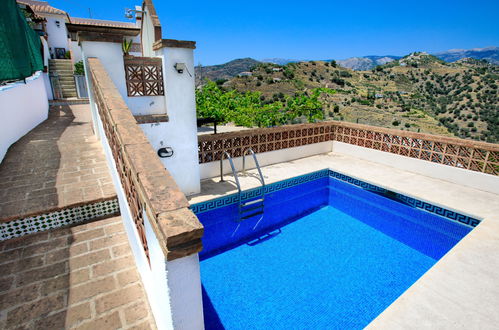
[44,14,69,54]
[139,46,201,196]
[140,5,156,57]
[40,38,53,100]
[80,41,166,115]
[0,72,48,162]
[333,141,499,195]
[69,40,83,63]
[42,72,54,101]
[200,141,333,179]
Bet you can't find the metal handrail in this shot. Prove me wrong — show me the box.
[220,152,242,219]
[242,148,265,187]
[220,152,241,192]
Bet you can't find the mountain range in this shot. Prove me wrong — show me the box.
[263,47,499,70]
[195,47,499,85]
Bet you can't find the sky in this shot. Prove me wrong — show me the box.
[51,0,499,65]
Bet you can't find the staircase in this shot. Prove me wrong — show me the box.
[48,59,77,98]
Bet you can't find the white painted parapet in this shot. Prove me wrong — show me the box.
[85,56,205,330]
[200,141,333,180]
[0,72,49,162]
[333,141,499,195]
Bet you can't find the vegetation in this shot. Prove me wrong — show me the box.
[122,39,133,55]
[74,61,84,75]
[201,53,498,142]
[196,81,335,127]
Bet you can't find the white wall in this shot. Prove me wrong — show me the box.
[69,40,83,63]
[80,41,166,115]
[42,72,54,100]
[141,4,156,57]
[44,14,69,55]
[0,72,48,162]
[166,254,205,330]
[140,46,201,196]
[333,141,499,195]
[41,37,50,68]
[200,141,333,180]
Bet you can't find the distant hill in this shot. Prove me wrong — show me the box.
[337,55,401,70]
[220,52,498,142]
[433,47,499,65]
[195,58,259,86]
[261,58,301,65]
[335,47,499,70]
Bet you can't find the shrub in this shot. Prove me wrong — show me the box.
[74,61,84,75]
[392,120,400,126]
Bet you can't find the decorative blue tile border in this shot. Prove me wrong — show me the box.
[191,169,481,228]
[191,170,330,214]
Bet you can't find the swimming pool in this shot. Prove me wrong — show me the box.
[191,169,479,329]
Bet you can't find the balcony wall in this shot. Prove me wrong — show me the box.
[85,56,204,330]
[0,71,49,162]
[197,122,499,194]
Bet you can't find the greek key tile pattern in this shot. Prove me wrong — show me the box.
[191,169,481,228]
[190,170,330,214]
[0,199,120,241]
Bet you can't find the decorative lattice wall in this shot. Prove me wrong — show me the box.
[124,57,164,97]
[198,122,334,163]
[197,121,499,176]
[92,66,150,263]
[332,123,499,175]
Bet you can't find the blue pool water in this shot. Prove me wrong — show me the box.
[194,173,473,329]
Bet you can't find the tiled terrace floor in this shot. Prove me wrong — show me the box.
[0,104,116,221]
[0,216,156,329]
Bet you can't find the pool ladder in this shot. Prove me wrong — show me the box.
[220,148,266,223]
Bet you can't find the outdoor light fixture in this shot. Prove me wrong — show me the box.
[55,20,60,27]
[174,63,186,74]
[125,8,144,19]
[158,147,174,158]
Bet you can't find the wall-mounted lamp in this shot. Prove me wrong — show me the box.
[174,63,192,77]
[125,8,144,19]
[174,63,186,74]
[158,147,174,158]
[55,20,60,28]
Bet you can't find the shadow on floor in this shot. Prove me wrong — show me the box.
[0,103,113,221]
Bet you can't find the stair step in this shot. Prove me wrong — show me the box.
[49,65,73,69]
[241,203,264,213]
[240,210,264,221]
[241,198,264,207]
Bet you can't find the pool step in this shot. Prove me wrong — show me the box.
[241,198,264,207]
[241,202,264,213]
[240,198,264,221]
[240,210,264,221]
